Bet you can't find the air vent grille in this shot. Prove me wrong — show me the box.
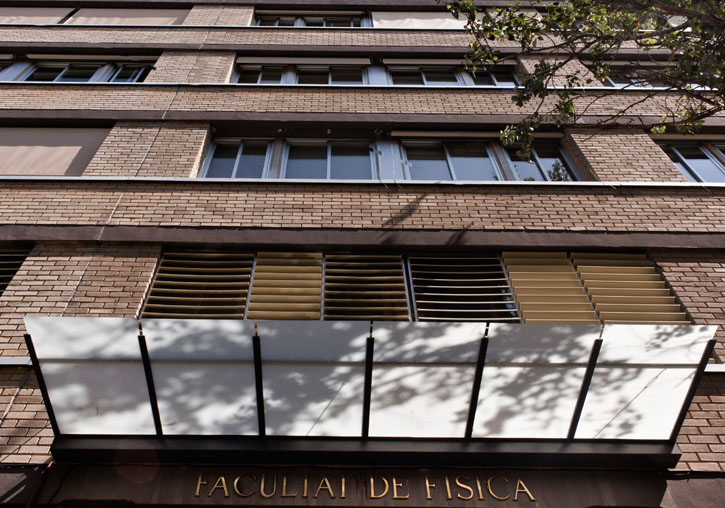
[0,248,30,296]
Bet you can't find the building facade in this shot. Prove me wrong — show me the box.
[0,1,724,506]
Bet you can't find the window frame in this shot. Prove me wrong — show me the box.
[254,14,369,27]
[660,142,725,182]
[503,143,580,182]
[400,140,505,181]
[201,139,273,179]
[281,139,377,180]
[1,61,152,83]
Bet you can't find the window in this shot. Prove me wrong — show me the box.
[0,61,152,83]
[283,141,375,179]
[236,65,365,85]
[504,140,578,181]
[0,248,30,297]
[370,11,466,29]
[204,137,578,182]
[255,15,367,27]
[658,142,725,182]
[601,66,667,88]
[0,7,75,24]
[204,140,271,178]
[469,68,518,87]
[64,8,188,26]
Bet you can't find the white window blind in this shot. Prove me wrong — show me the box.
[65,8,188,26]
[371,12,466,29]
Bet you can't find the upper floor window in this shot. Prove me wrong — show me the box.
[598,65,667,88]
[254,14,369,27]
[0,60,152,83]
[237,65,365,85]
[0,7,188,25]
[202,137,579,182]
[658,142,725,182]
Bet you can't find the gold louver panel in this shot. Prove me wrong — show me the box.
[409,256,518,321]
[503,252,598,324]
[142,251,253,318]
[324,254,409,320]
[0,248,29,296]
[247,252,323,320]
[571,253,689,324]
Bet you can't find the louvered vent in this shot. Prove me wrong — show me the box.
[142,251,253,318]
[409,256,518,321]
[571,253,689,324]
[247,252,322,320]
[503,251,598,324]
[324,254,409,320]
[0,248,29,296]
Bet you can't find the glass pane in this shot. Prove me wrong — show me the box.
[206,144,238,178]
[259,321,369,436]
[236,141,268,178]
[598,324,715,365]
[391,69,423,85]
[330,144,372,179]
[304,18,324,27]
[372,322,484,363]
[24,65,64,81]
[532,142,573,181]
[492,69,517,86]
[112,65,149,83]
[298,69,328,84]
[661,145,697,181]
[474,366,586,438]
[259,67,284,84]
[286,145,327,178]
[325,17,353,27]
[447,141,498,180]
[677,145,725,182]
[330,67,363,84]
[277,17,295,26]
[257,17,277,26]
[237,68,260,83]
[422,68,458,85]
[486,323,601,364]
[406,145,452,180]
[576,366,696,439]
[41,362,156,435]
[470,71,494,86]
[507,148,545,181]
[56,64,100,82]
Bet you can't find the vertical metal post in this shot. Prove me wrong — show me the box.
[253,334,266,436]
[465,335,489,439]
[362,332,374,438]
[24,334,61,436]
[567,338,603,439]
[670,339,716,442]
[138,334,163,436]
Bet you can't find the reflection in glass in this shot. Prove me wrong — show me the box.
[236,141,268,178]
[111,65,149,83]
[286,145,327,178]
[330,144,371,179]
[661,145,697,182]
[447,142,497,180]
[533,141,572,181]
[391,70,424,85]
[406,145,451,180]
[56,64,100,82]
[507,148,544,181]
[207,144,238,178]
[331,67,363,84]
[676,146,725,182]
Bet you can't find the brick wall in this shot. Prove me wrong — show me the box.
[85,122,211,178]
[0,368,50,464]
[183,5,255,26]
[0,84,710,121]
[517,56,603,88]
[0,243,160,356]
[563,129,687,182]
[676,374,725,472]
[146,51,236,83]
[651,250,725,361]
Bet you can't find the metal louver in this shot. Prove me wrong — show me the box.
[409,256,519,321]
[247,252,323,320]
[324,254,409,320]
[571,253,689,324]
[0,248,29,296]
[503,251,599,324]
[142,251,253,318]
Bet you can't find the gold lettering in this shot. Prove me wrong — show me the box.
[195,473,207,497]
[486,476,510,501]
[444,475,452,500]
[315,477,336,499]
[475,476,485,500]
[455,476,474,500]
[233,474,255,497]
[282,475,297,497]
[341,476,347,499]
[514,478,536,501]
[260,473,277,498]
[425,476,435,500]
[392,477,409,499]
[369,476,390,499]
[303,474,308,498]
[208,476,229,498]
